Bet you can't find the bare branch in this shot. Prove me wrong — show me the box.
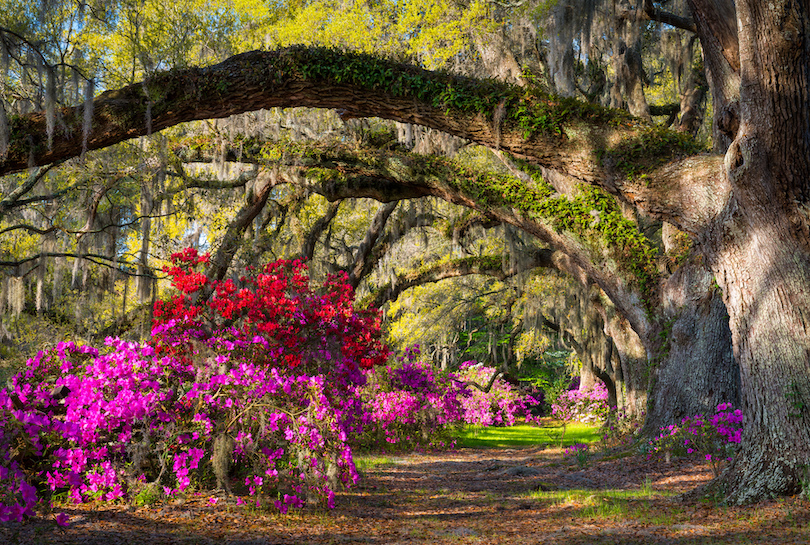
[349,201,398,287]
[0,162,62,218]
[0,251,152,277]
[641,0,697,33]
[302,200,342,261]
[0,223,57,236]
[363,249,557,309]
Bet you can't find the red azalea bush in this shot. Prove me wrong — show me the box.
[154,248,389,378]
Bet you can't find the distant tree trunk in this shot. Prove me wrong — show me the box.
[612,2,650,120]
[135,179,154,304]
[603,307,648,417]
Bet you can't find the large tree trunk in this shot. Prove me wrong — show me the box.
[692,0,810,503]
[706,219,810,502]
[643,254,738,435]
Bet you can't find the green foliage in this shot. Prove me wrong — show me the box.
[270,0,488,70]
[444,162,659,305]
[519,351,574,403]
[786,381,808,419]
[270,46,632,141]
[665,229,694,269]
[132,483,163,507]
[601,125,705,183]
[529,483,679,523]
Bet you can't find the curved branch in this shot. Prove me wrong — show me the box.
[641,0,697,33]
[302,200,342,261]
[0,46,725,233]
[0,223,57,236]
[349,201,398,288]
[364,250,557,309]
[186,144,657,341]
[203,170,276,286]
[0,162,62,218]
[0,251,150,276]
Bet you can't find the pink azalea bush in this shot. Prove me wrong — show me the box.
[648,402,744,476]
[551,380,610,425]
[600,407,645,449]
[355,353,542,449]
[455,361,542,427]
[354,346,467,450]
[0,250,390,521]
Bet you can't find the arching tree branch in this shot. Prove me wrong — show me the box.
[348,201,398,288]
[363,249,559,309]
[0,46,726,234]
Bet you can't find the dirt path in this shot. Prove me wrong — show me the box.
[4,446,810,544]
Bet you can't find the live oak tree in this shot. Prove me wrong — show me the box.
[2,0,722,414]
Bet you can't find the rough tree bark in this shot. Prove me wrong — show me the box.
[685,0,810,503]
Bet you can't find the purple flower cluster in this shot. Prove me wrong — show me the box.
[648,402,744,476]
[564,443,590,457]
[0,337,366,522]
[551,381,610,424]
[563,442,590,467]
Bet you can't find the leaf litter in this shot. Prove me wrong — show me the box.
[3,444,810,544]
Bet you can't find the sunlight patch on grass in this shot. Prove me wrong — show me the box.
[455,422,601,448]
[530,483,682,523]
[353,454,396,472]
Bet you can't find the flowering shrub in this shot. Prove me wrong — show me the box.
[551,381,610,425]
[354,346,466,450]
[153,249,389,378]
[455,361,541,427]
[354,353,542,450]
[647,403,744,477]
[0,389,41,522]
[0,249,390,521]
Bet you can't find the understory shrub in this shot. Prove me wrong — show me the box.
[550,380,609,446]
[647,403,744,477]
[455,361,542,427]
[0,249,389,521]
[355,352,542,449]
[600,407,644,449]
[354,346,466,450]
[551,380,610,424]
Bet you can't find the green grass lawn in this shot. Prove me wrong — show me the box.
[455,421,602,448]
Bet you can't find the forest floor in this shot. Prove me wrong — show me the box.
[4,443,810,544]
